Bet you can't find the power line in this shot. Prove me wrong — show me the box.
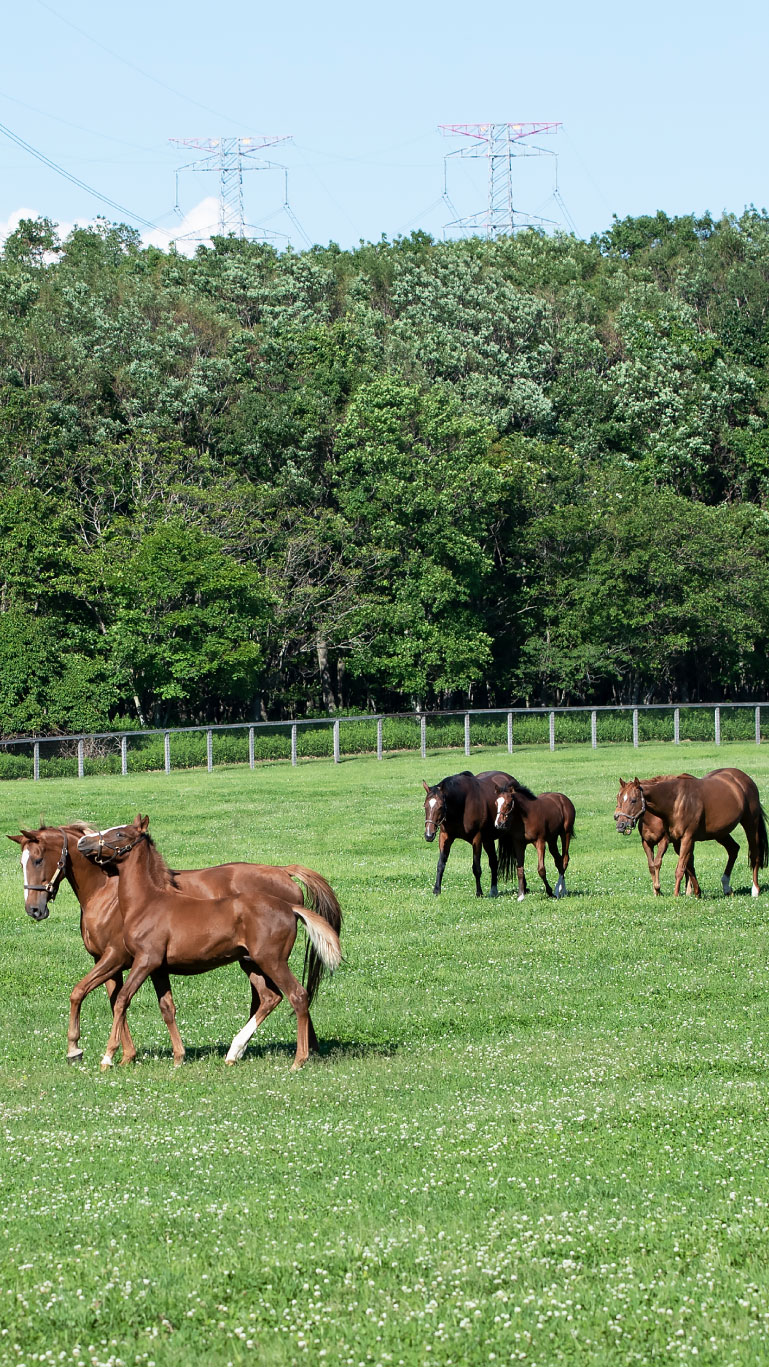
[0,116,167,234]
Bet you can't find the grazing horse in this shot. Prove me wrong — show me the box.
[492,780,575,900]
[77,816,341,1071]
[422,770,518,897]
[614,768,768,897]
[9,823,341,1065]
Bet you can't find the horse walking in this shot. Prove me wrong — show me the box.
[614,767,768,897]
[10,822,341,1065]
[422,770,518,896]
[492,780,575,899]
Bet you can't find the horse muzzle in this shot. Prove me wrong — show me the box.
[26,903,50,921]
[614,816,636,835]
[424,828,437,843]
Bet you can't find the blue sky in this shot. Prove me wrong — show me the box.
[1,0,767,252]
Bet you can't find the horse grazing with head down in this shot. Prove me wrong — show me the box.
[614,767,768,897]
[9,821,341,1066]
[422,770,519,897]
[76,816,342,1071]
[492,780,575,900]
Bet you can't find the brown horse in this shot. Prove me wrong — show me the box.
[614,768,768,897]
[77,816,341,1070]
[422,770,519,897]
[492,780,575,899]
[635,796,697,897]
[9,822,341,1065]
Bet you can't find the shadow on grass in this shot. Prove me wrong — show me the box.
[166,1037,400,1065]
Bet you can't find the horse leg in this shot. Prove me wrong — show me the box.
[548,835,567,898]
[513,838,528,902]
[67,950,131,1062]
[483,830,499,898]
[471,832,484,897]
[673,834,698,898]
[717,834,740,896]
[433,832,454,895]
[259,958,311,1071]
[642,833,664,896]
[225,974,283,1065]
[241,960,318,1054]
[535,837,555,898]
[100,957,156,1070]
[149,969,186,1067]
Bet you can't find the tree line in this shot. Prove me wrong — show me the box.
[1,208,769,735]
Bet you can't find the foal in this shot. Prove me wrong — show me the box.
[78,817,341,1070]
[493,781,576,900]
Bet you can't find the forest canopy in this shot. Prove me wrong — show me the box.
[1,208,769,734]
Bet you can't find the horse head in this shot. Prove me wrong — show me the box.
[77,814,150,864]
[422,781,445,842]
[492,781,516,830]
[7,826,71,920]
[614,777,646,834]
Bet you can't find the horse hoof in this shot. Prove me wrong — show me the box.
[752,885,760,899]
[224,1058,237,1067]
[290,1059,307,1072]
[489,887,499,899]
[100,1055,113,1071]
[173,1057,185,1068]
[66,1049,84,1064]
[517,892,525,903]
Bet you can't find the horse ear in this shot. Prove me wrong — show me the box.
[422,780,430,793]
[139,814,150,832]
[7,833,24,844]
[633,777,640,786]
[618,777,625,787]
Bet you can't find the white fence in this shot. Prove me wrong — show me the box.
[0,703,766,781]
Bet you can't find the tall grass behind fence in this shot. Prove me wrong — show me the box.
[0,704,765,781]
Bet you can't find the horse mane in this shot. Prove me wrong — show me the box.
[508,778,537,802]
[143,835,180,890]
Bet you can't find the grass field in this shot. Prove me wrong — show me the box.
[2,742,769,1366]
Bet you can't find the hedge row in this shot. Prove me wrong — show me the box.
[0,709,761,780]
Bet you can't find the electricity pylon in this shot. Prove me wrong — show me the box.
[440,122,562,238]
[171,135,292,238]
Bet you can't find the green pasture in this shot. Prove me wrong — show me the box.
[2,742,769,1366]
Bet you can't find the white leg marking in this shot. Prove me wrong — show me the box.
[225,1016,259,1064]
[722,874,732,896]
[100,1052,113,1069]
[554,875,566,898]
[517,891,525,902]
[752,883,760,899]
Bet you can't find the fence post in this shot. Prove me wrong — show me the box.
[715,707,721,746]
[77,739,84,778]
[421,714,426,760]
[507,711,513,754]
[291,724,297,767]
[591,710,597,749]
[464,713,471,756]
[377,717,383,760]
[756,705,761,746]
[164,732,171,774]
[207,729,213,773]
[121,736,128,776]
[632,709,639,748]
[674,707,680,745]
[333,720,340,764]
[33,741,40,782]
[549,711,555,751]
[249,727,255,769]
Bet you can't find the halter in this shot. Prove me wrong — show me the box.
[618,783,646,830]
[24,830,69,897]
[91,830,146,864]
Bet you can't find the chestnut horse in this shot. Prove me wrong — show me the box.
[77,816,341,1070]
[492,780,576,900]
[9,822,341,1065]
[633,782,697,895]
[614,768,768,897]
[422,770,519,897]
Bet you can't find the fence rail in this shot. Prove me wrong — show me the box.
[0,703,766,782]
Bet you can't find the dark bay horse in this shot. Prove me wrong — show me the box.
[422,770,518,896]
[9,822,341,1065]
[492,780,576,899]
[77,816,341,1070]
[614,768,768,897]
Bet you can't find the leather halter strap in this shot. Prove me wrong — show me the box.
[24,830,69,895]
[92,830,146,864]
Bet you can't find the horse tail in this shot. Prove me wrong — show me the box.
[496,827,517,883]
[284,865,343,1005]
[757,804,769,869]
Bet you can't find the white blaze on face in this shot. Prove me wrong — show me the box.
[495,794,508,826]
[21,847,30,891]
